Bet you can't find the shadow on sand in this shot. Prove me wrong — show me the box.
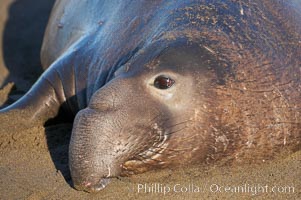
[1,0,73,187]
[2,0,55,92]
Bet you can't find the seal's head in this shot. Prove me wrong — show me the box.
[69,40,227,192]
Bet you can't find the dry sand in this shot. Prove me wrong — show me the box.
[0,1,300,199]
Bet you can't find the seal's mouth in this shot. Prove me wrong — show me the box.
[76,178,111,193]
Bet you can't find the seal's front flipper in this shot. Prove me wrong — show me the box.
[0,75,61,125]
[0,44,84,125]
[0,57,75,129]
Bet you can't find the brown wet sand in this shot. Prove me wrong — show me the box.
[0,1,300,199]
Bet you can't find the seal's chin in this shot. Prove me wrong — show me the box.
[74,178,111,193]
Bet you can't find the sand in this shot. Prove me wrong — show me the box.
[0,1,300,199]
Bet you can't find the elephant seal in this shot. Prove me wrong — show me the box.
[1,0,301,193]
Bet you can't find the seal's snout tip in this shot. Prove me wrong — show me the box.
[74,178,111,193]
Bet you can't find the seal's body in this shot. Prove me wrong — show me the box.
[1,0,301,193]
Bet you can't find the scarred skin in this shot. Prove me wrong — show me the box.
[1,0,301,193]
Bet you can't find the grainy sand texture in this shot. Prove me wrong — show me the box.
[0,1,300,199]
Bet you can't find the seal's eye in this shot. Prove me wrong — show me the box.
[154,75,175,89]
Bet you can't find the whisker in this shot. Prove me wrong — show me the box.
[159,115,187,123]
[145,148,164,155]
[154,146,194,152]
[136,154,162,163]
[164,126,188,136]
[165,120,192,129]
[149,113,161,124]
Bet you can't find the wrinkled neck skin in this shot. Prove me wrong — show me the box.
[42,0,193,115]
[15,0,299,119]
[43,0,301,114]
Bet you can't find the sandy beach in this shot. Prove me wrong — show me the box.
[0,1,300,199]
